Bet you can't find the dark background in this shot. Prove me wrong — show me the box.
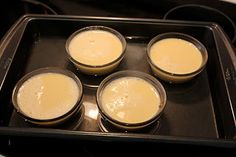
[1,0,236,42]
[0,0,236,155]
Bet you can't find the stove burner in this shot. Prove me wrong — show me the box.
[98,114,160,134]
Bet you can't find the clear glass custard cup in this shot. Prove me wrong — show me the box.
[12,67,83,126]
[146,32,208,83]
[96,70,167,131]
[65,26,127,75]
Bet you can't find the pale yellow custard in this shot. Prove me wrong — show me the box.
[101,77,160,124]
[150,38,203,74]
[17,73,79,120]
[68,30,123,66]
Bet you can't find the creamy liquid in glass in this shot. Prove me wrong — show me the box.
[150,38,203,74]
[68,30,123,66]
[17,73,79,120]
[101,77,160,124]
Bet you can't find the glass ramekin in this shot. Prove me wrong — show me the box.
[96,70,167,131]
[12,67,83,126]
[65,26,126,75]
[147,32,208,83]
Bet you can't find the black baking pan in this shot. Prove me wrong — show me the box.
[0,15,235,148]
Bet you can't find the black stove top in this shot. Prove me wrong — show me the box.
[1,0,236,42]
